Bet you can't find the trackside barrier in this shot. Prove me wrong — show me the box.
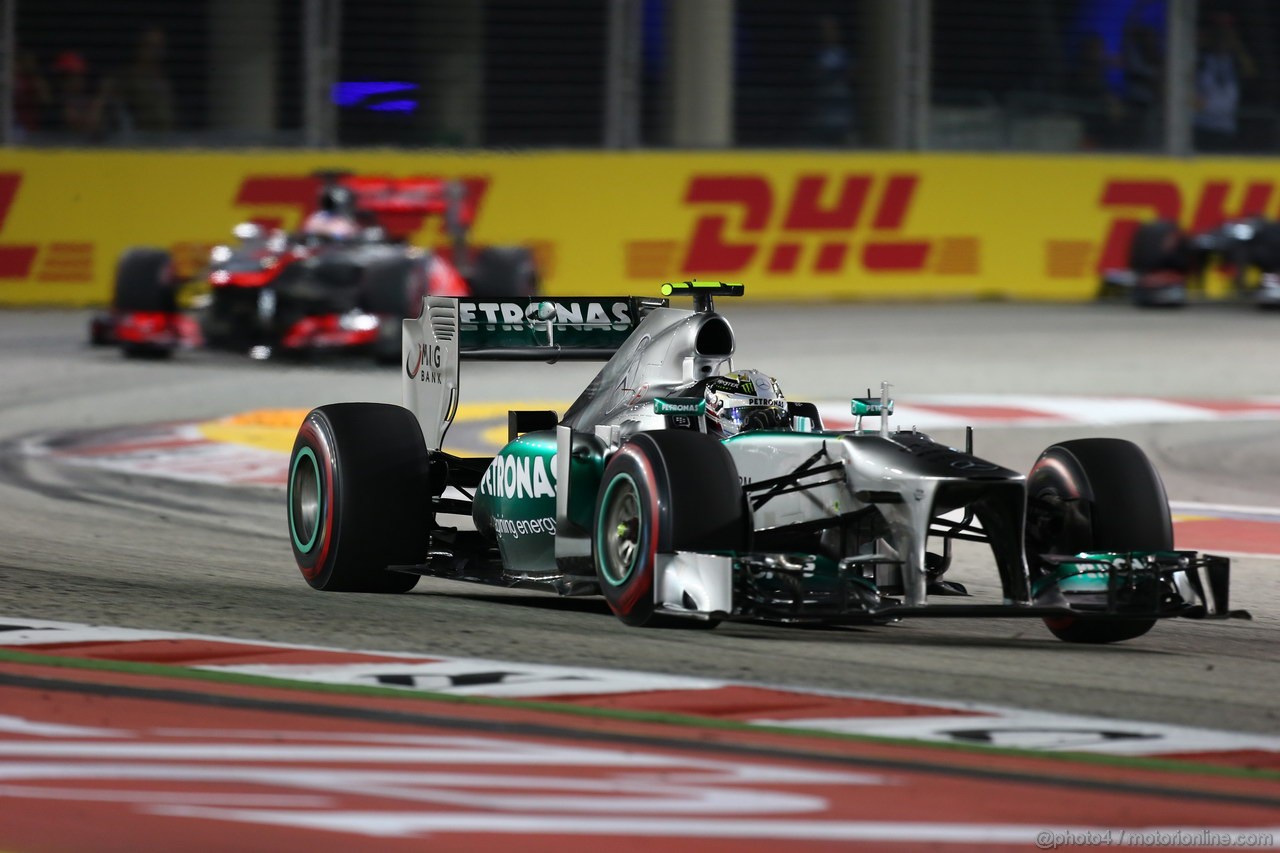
[2,149,1279,305]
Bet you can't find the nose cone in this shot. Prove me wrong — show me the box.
[843,431,1023,485]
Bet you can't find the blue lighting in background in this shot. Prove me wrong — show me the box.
[332,81,419,112]
[1072,0,1168,95]
[368,100,418,113]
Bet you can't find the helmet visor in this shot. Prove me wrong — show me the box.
[724,404,789,434]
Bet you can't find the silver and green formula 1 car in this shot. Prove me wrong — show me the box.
[286,282,1248,643]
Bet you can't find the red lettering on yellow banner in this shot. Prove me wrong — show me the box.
[234,176,322,231]
[0,173,39,279]
[1097,178,1278,271]
[1190,180,1273,233]
[679,173,950,276]
[681,176,772,273]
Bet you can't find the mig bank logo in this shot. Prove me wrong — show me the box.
[626,173,980,280]
[406,342,444,382]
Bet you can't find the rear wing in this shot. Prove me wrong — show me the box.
[313,170,475,242]
[403,295,665,449]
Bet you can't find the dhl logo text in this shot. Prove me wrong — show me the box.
[0,173,93,283]
[628,173,980,279]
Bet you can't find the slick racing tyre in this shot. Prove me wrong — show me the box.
[1127,220,1190,274]
[114,248,179,359]
[87,312,115,346]
[1025,438,1173,644]
[592,430,750,627]
[468,246,539,298]
[113,248,177,312]
[288,403,430,593]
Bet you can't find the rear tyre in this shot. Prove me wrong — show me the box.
[467,246,538,298]
[1025,438,1172,643]
[592,431,750,627]
[288,403,430,593]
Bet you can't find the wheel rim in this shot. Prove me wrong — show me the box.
[1026,457,1086,562]
[598,474,642,586]
[289,447,322,553]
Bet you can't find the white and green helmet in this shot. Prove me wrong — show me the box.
[704,369,790,438]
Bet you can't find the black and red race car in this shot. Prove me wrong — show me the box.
[90,173,539,361]
[1098,215,1280,308]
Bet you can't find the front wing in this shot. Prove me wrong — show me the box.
[653,549,1251,625]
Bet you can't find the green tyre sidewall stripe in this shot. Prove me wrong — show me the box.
[596,472,639,587]
[289,445,322,554]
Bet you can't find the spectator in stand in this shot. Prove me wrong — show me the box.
[1194,12,1256,152]
[1072,33,1126,149]
[53,51,115,141]
[120,26,175,134]
[807,15,856,146]
[1120,13,1163,149]
[13,49,53,139]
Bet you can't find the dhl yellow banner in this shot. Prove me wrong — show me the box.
[0,148,1277,305]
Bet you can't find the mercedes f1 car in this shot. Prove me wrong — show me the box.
[286,281,1248,643]
[1099,216,1280,308]
[91,173,538,361]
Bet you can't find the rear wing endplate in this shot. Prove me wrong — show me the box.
[403,295,664,449]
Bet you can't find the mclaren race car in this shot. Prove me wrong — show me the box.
[286,281,1248,643]
[91,173,538,361]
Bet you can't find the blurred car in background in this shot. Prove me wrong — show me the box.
[89,172,539,361]
[1098,216,1280,308]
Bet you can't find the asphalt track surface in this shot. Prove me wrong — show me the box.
[0,305,1277,737]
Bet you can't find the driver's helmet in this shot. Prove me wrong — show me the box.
[301,210,359,240]
[704,369,790,438]
[318,184,356,216]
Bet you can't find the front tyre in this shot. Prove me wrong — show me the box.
[114,248,179,359]
[1025,438,1172,644]
[288,403,430,593]
[114,248,177,312]
[593,431,750,627]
